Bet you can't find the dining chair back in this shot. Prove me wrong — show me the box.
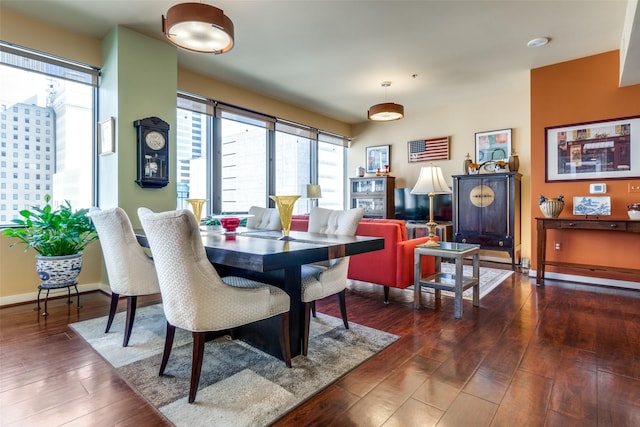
[89,207,160,347]
[246,206,282,230]
[138,207,291,403]
[300,207,364,355]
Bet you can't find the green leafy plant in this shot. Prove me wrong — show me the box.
[203,216,221,226]
[3,194,98,256]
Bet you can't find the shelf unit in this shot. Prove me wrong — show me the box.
[349,176,395,218]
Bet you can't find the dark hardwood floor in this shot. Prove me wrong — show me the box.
[1,266,639,426]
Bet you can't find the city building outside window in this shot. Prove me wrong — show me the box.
[0,43,98,224]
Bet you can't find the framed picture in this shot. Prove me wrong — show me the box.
[545,115,640,182]
[573,196,611,216]
[98,117,115,156]
[408,136,449,163]
[475,128,511,163]
[366,145,390,173]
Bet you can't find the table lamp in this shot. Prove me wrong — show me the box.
[410,164,451,247]
[306,184,322,214]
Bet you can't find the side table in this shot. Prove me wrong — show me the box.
[414,242,480,319]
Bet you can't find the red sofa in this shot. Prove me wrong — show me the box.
[291,216,437,303]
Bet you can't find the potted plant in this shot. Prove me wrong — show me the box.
[3,194,98,287]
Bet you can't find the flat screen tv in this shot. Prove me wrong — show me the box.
[394,188,452,222]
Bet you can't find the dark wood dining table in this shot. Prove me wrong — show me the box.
[136,228,384,358]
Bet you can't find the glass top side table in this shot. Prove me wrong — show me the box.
[414,242,480,319]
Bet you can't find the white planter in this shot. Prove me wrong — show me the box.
[35,253,83,287]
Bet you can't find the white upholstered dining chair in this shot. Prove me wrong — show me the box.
[89,207,160,347]
[300,207,364,355]
[245,206,282,230]
[138,207,291,404]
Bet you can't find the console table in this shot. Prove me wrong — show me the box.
[536,217,640,285]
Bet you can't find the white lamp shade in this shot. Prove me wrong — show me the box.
[411,165,451,195]
[306,184,322,199]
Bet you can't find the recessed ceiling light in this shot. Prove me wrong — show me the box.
[527,37,550,48]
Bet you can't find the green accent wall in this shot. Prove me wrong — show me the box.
[99,26,178,228]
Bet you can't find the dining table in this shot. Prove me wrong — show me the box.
[136,228,384,358]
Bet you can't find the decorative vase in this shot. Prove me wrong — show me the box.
[270,195,300,240]
[539,195,565,218]
[628,203,640,220]
[36,253,83,287]
[463,153,472,175]
[508,152,520,172]
[220,217,241,233]
[186,198,206,223]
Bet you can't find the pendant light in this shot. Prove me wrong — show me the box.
[162,2,234,54]
[368,81,404,121]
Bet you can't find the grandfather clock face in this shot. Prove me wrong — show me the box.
[469,184,495,208]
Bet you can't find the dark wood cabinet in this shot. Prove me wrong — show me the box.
[452,172,521,270]
[349,176,395,218]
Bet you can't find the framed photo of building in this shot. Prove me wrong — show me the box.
[545,115,640,182]
[366,145,390,173]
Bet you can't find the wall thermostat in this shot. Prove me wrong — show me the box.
[590,183,606,194]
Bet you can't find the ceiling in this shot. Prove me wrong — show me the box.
[2,1,639,125]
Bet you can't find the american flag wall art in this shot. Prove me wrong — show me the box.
[408,136,450,162]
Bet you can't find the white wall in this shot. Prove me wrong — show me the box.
[349,71,532,259]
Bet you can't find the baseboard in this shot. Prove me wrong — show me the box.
[528,269,640,291]
[0,282,111,307]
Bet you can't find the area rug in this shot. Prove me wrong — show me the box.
[414,264,514,300]
[70,304,398,426]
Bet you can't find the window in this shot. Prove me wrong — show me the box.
[218,104,271,212]
[176,93,348,217]
[0,42,98,224]
[318,133,347,210]
[176,98,211,209]
[275,121,314,214]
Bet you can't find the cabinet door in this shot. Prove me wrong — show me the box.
[350,177,394,218]
[456,176,508,239]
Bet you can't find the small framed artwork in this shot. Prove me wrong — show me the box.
[573,196,611,216]
[366,145,390,173]
[475,128,512,163]
[408,136,450,163]
[545,115,640,182]
[98,117,115,156]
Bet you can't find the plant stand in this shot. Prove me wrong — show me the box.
[35,281,81,317]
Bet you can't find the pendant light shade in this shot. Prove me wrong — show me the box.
[368,81,404,121]
[368,102,405,121]
[162,2,234,54]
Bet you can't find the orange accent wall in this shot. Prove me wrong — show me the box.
[531,51,640,282]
